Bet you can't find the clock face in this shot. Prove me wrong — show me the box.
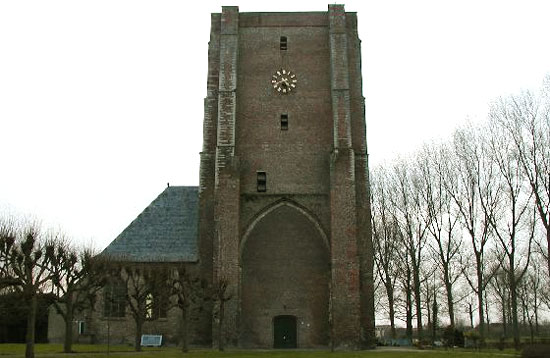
[271,69,297,94]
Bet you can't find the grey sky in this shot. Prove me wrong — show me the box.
[1,0,549,250]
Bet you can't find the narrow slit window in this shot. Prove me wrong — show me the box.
[280,114,288,130]
[257,172,267,192]
[280,36,287,51]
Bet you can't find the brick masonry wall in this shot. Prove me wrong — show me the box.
[212,6,241,348]
[236,25,332,195]
[240,204,330,348]
[197,12,222,346]
[201,5,374,349]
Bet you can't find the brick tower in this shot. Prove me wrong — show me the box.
[198,5,374,349]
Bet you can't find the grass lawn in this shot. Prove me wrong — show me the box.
[0,344,521,358]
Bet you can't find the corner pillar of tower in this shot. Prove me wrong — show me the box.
[327,4,363,350]
[212,5,241,350]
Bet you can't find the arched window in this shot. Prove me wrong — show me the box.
[103,280,127,318]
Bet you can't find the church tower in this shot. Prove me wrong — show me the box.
[198,5,374,349]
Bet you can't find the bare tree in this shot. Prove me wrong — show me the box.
[401,252,414,341]
[525,259,544,336]
[389,159,430,341]
[112,264,169,352]
[0,220,55,358]
[371,166,401,339]
[170,264,206,352]
[491,81,550,278]
[420,145,462,327]
[421,271,439,344]
[443,125,499,344]
[49,243,106,353]
[490,268,511,338]
[0,217,17,287]
[485,116,536,350]
[388,247,414,341]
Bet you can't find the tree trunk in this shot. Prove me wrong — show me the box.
[547,222,550,278]
[431,294,438,344]
[135,318,143,352]
[529,318,534,344]
[476,265,485,344]
[405,267,413,341]
[413,267,423,341]
[385,281,396,339]
[502,293,508,338]
[25,293,37,358]
[445,279,455,327]
[426,295,431,336]
[218,301,225,351]
[510,278,520,350]
[485,290,490,335]
[63,297,74,353]
[534,289,539,335]
[181,307,188,352]
[521,296,527,326]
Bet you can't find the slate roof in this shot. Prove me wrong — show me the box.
[102,186,199,262]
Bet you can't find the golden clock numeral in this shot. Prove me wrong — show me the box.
[282,69,286,74]
[291,74,295,78]
[277,71,281,76]
[278,87,282,92]
[291,84,296,88]
[271,79,276,83]
[292,79,297,83]
[282,89,287,93]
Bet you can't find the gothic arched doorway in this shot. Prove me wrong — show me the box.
[240,203,330,348]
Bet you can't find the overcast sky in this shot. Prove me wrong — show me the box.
[1,0,549,250]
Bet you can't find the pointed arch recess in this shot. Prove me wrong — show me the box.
[240,199,329,259]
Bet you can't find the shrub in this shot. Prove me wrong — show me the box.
[442,325,464,348]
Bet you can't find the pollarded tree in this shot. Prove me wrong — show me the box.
[0,219,55,358]
[0,217,17,287]
[170,264,206,352]
[49,243,106,353]
[111,264,170,352]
